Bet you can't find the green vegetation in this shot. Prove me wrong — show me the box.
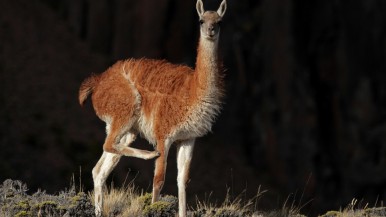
[0,179,384,216]
[0,179,93,217]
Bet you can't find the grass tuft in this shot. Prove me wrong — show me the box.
[192,187,267,216]
[143,201,176,216]
[88,183,179,217]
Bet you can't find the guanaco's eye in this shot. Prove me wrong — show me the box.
[199,20,204,25]
[217,20,222,26]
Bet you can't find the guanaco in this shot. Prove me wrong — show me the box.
[79,0,226,216]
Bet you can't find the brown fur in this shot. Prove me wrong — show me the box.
[123,59,198,140]
[79,57,223,143]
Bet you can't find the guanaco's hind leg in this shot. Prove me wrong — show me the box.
[92,151,121,216]
[103,120,159,159]
[92,132,137,216]
[93,126,159,216]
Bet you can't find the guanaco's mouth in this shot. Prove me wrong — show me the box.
[205,34,217,40]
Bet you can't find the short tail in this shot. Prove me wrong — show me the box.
[79,74,100,106]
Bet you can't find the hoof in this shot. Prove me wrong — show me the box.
[95,208,102,217]
[143,151,160,160]
[146,151,160,160]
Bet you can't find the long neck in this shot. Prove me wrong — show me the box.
[194,36,220,95]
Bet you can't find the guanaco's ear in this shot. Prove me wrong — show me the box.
[217,0,227,17]
[196,0,204,17]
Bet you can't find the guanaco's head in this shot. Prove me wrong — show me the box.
[196,0,227,41]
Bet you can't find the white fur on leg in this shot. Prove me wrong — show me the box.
[115,133,159,159]
[177,139,195,217]
[92,151,121,216]
[92,153,105,217]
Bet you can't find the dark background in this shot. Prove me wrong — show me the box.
[1,0,385,215]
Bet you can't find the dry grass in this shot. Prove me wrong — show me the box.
[88,180,178,217]
[192,187,267,216]
[88,181,145,217]
[319,198,386,217]
[89,183,307,217]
